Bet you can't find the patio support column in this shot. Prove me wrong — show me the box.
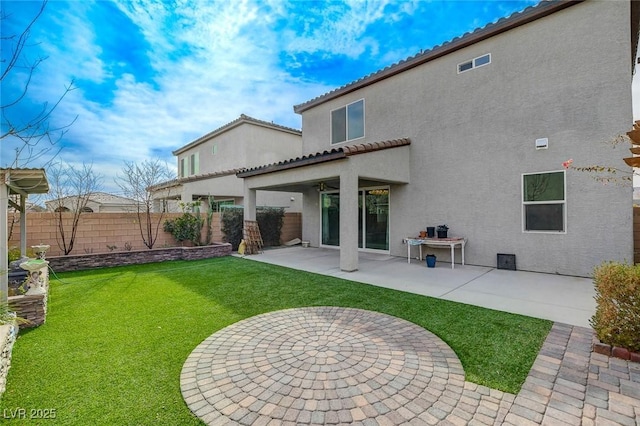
[244,186,257,221]
[339,170,358,272]
[20,194,26,257]
[0,180,8,302]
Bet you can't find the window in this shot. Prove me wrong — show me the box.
[212,199,234,212]
[212,144,217,155]
[331,99,364,144]
[180,158,187,178]
[522,171,565,232]
[190,153,199,175]
[457,53,491,73]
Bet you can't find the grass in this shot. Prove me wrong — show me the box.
[1,257,551,425]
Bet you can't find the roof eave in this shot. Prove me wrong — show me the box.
[173,115,302,156]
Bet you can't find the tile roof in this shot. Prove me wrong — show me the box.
[173,114,301,156]
[149,168,242,191]
[293,0,582,114]
[237,138,410,178]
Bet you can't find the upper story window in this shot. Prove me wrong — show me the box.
[180,158,187,178]
[458,53,491,74]
[331,99,364,144]
[190,153,199,175]
[522,170,565,233]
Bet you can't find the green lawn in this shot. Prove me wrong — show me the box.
[1,257,551,425]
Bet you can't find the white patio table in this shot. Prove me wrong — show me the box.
[403,237,466,269]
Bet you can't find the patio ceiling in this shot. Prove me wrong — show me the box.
[2,168,49,199]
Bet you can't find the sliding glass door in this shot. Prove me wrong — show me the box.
[320,187,389,251]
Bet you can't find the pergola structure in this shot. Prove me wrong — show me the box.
[1,168,49,301]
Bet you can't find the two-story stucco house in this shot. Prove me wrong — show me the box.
[151,114,303,212]
[239,0,639,277]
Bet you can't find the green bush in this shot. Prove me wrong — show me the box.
[220,207,285,250]
[8,247,36,263]
[590,261,640,352]
[163,212,202,245]
[258,207,285,246]
[221,208,244,250]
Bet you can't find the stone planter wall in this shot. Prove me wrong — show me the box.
[47,243,232,272]
[8,267,49,329]
[0,323,17,397]
[8,294,47,328]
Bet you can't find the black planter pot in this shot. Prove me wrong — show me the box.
[437,230,448,238]
[426,227,435,238]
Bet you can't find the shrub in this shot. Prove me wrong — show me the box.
[8,247,36,263]
[590,261,640,352]
[163,212,202,244]
[220,207,285,250]
[163,201,206,246]
[258,208,285,246]
[221,208,244,250]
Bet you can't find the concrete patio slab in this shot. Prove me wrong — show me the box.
[240,246,596,328]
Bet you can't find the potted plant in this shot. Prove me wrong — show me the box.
[437,224,449,238]
[426,227,435,238]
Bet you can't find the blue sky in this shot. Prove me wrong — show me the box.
[2,0,638,193]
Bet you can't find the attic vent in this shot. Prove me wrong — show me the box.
[458,53,491,74]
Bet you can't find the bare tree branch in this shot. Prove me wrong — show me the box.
[1,0,77,168]
[47,162,102,255]
[115,159,174,249]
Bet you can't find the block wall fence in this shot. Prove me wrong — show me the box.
[7,212,302,257]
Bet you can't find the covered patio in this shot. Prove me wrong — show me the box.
[238,139,411,272]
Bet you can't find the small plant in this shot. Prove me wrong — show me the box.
[437,224,449,232]
[106,244,118,252]
[8,247,36,263]
[163,201,205,246]
[124,242,132,251]
[83,248,94,254]
[590,261,640,352]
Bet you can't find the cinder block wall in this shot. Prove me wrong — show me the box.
[7,212,302,257]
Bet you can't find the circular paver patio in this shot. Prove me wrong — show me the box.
[181,307,466,425]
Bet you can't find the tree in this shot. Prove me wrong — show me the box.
[563,133,634,185]
[1,0,76,168]
[115,159,173,249]
[47,162,102,255]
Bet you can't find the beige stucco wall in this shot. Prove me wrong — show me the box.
[173,121,304,211]
[298,1,634,276]
[176,122,302,176]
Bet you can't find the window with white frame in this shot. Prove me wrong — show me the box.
[331,99,364,144]
[522,171,565,232]
[457,53,491,74]
[190,153,199,175]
